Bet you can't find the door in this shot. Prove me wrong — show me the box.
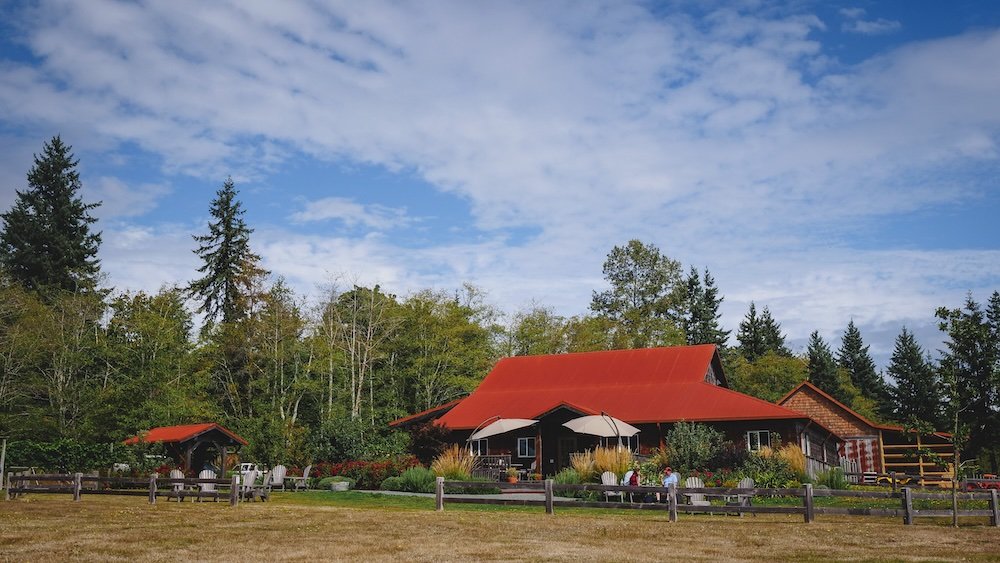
[557,437,577,471]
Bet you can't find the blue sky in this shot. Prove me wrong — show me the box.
[1,0,998,368]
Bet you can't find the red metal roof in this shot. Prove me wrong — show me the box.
[123,423,248,446]
[435,345,808,429]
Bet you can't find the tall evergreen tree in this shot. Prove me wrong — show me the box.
[189,177,268,325]
[0,136,101,293]
[887,327,940,427]
[807,330,849,403]
[936,293,999,464]
[838,320,891,418]
[737,303,788,361]
[684,267,730,347]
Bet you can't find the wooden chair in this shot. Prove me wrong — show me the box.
[288,465,312,491]
[601,471,623,502]
[239,469,259,501]
[725,477,754,515]
[270,465,288,491]
[169,469,186,502]
[198,469,219,502]
[684,476,710,507]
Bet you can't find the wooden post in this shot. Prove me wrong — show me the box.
[0,438,6,492]
[544,479,554,515]
[148,474,157,505]
[990,489,999,528]
[803,483,814,523]
[435,477,444,511]
[73,472,82,501]
[902,487,913,525]
[667,483,677,523]
[230,474,239,507]
[890,471,897,492]
[4,473,10,501]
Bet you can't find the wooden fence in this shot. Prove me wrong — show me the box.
[5,473,248,505]
[434,478,1000,527]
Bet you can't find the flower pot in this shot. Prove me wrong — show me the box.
[330,481,350,491]
[507,476,518,484]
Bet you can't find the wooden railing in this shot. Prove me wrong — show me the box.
[5,473,251,505]
[433,478,1000,526]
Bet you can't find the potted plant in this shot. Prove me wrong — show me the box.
[506,467,519,483]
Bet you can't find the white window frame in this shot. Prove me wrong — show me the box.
[470,438,488,456]
[517,437,536,458]
[746,430,770,451]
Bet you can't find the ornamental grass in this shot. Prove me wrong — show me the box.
[569,450,596,482]
[777,443,806,479]
[593,446,633,478]
[430,445,477,480]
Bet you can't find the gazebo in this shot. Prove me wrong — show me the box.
[124,423,248,473]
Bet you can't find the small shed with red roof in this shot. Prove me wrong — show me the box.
[392,345,840,477]
[124,423,248,473]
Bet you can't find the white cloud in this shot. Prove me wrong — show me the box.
[0,1,997,366]
[86,176,170,218]
[290,197,410,230]
[839,7,901,35]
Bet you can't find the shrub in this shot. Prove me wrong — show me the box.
[569,450,596,482]
[739,449,797,488]
[309,455,420,489]
[430,445,476,480]
[647,447,671,472]
[398,467,437,493]
[664,422,724,473]
[593,446,633,477]
[815,467,850,490]
[380,476,403,491]
[707,441,749,470]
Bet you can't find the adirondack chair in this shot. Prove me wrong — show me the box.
[169,469,186,502]
[725,477,755,516]
[239,469,259,501]
[198,469,218,502]
[601,471,623,502]
[270,465,287,491]
[288,465,312,491]
[684,476,710,506]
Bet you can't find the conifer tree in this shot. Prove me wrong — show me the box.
[737,303,788,361]
[887,327,940,426]
[807,330,849,403]
[684,267,730,347]
[189,177,268,325]
[838,320,891,418]
[0,136,101,293]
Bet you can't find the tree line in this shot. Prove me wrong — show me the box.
[1,137,997,473]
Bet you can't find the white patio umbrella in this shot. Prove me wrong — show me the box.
[562,414,640,439]
[469,418,539,441]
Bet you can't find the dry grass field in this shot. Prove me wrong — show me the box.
[2,492,999,562]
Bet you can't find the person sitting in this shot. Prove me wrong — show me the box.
[628,467,641,502]
[659,466,678,502]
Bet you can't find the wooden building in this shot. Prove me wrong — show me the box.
[778,381,952,481]
[392,345,841,477]
[124,423,248,473]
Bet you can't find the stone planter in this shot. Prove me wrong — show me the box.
[330,481,350,492]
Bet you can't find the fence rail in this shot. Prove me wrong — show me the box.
[434,478,1000,527]
[5,473,247,505]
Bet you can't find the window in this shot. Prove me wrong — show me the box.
[517,437,536,458]
[746,430,770,451]
[470,439,488,456]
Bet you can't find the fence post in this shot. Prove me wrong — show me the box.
[890,472,897,493]
[73,472,82,502]
[230,474,239,506]
[435,477,444,511]
[668,483,677,523]
[803,484,814,523]
[902,487,913,525]
[148,474,157,505]
[544,479,554,515]
[990,489,999,528]
[5,473,10,501]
